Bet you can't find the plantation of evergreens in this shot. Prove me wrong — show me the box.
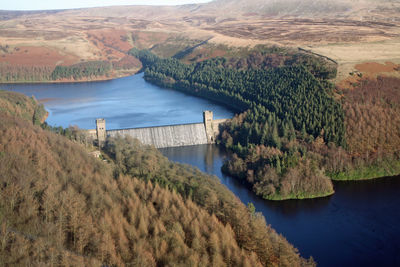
[0,65,53,83]
[133,48,400,199]
[134,50,340,200]
[50,61,112,80]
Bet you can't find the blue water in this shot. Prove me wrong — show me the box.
[3,74,400,267]
[161,145,400,267]
[0,73,233,130]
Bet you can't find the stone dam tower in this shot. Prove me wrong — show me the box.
[204,110,214,143]
[91,111,228,148]
[96,118,106,146]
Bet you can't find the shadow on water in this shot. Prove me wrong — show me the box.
[161,144,400,267]
[161,144,332,216]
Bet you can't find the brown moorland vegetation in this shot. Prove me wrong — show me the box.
[355,62,399,74]
[0,0,399,82]
[0,46,78,67]
[87,29,133,53]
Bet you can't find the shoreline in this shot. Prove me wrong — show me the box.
[264,190,335,201]
[220,164,336,201]
[6,65,398,198]
[330,173,400,181]
[328,160,400,181]
[0,69,140,85]
[144,70,400,199]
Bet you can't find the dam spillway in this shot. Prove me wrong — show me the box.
[87,111,229,148]
[107,123,208,148]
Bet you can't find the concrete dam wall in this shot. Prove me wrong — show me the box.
[87,111,229,148]
[107,123,209,148]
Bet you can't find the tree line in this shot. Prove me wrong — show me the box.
[132,49,344,200]
[0,64,53,82]
[50,61,112,80]
[133,48,400,197]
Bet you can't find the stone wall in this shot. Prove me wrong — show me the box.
[86,129,97,140]
[107,123,208,148]
[84,111,230,148]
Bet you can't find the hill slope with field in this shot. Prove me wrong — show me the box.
[0,0,399,83]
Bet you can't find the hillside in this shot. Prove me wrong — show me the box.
[200,0,399,18]
[0,91,312,266]
[0,90,47,124]
[0,0,399,83]
[134,47,400,199]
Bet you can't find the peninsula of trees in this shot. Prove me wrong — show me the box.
[131,47,400,200]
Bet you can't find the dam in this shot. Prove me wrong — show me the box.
[86,111,229,148]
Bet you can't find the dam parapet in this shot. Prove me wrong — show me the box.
[85,111,229,148]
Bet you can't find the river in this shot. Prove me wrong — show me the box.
[2,74,399,267]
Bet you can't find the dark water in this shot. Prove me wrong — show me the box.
[0,73,233,129]
[4,74,400,266]
[160,145,400,267]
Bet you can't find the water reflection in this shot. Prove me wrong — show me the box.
[162,144,332,216]
[1,73,234,129]
[264,196,332,217]
[160,144,400,267]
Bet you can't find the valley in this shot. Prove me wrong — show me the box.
[1,0,400,266]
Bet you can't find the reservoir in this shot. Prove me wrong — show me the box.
[0,73,233,129]
[2,74,399,267]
